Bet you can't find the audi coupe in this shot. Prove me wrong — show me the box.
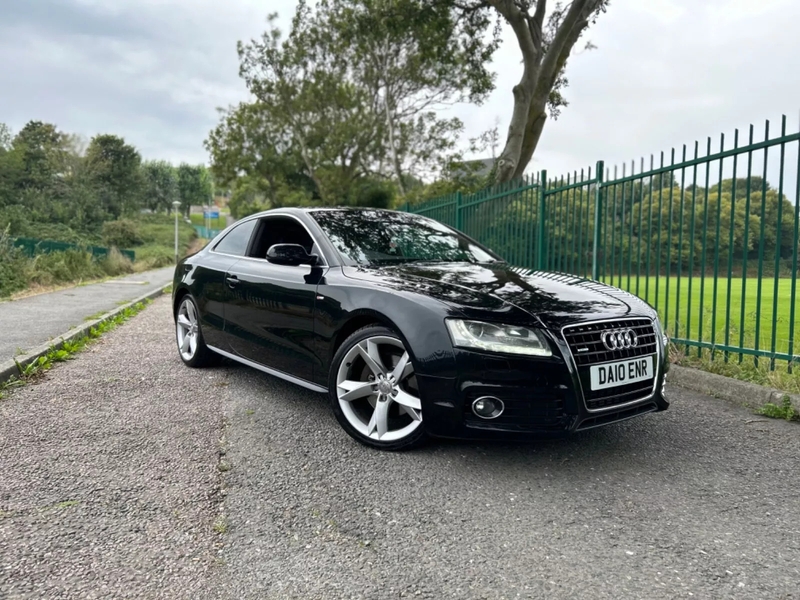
[172,208,669,450]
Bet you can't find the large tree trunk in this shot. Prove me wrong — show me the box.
[494,0,602,182]
[512,110,546,180]
[490,0,543,183]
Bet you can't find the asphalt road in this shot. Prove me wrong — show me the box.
[0,266,174,362]
[1,297,798,599]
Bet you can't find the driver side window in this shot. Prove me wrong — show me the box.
[247,216,316,260]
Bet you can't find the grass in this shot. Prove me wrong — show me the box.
[212,515,228,535]
[189,214,225,229]
[599,274,800,393]
[0,214,197,298]
[131,214,197,272]
[758,396,798,421]
[0,299,152,400]
[604,275,800,356]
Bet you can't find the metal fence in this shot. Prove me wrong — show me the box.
[13,238,136,262]
[192,225,223,239]
[404,116,800,369]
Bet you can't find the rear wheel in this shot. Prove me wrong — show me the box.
[330,326,426,451]
[175,295,219,368]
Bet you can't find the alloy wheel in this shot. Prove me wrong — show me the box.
[336,335,422,442]
[176,298,199,361]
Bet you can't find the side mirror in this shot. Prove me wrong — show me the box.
[266,243,318,266]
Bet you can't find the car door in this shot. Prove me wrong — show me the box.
[223,215,322,381]
[192,218,258,350]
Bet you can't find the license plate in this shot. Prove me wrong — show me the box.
[589,355,655,391]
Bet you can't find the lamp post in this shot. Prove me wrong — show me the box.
[172,200,181,264]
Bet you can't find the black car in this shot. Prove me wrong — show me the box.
[172,207,669,450]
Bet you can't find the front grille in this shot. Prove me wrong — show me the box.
[463,387,568,432]
[562,318,657,367]
[563,318,658,411]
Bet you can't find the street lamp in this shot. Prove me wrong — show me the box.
[172,200,182,264]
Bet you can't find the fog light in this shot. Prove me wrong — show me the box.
[472,396,504,419]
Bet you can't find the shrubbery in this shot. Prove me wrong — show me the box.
[102,219,143,248]
[0,227,135,298]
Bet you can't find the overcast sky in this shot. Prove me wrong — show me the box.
[2,0,799,180]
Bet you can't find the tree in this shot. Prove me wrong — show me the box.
[327,0,494,194]
[177,164,213,216]
[211,0,490,205]
[0,123,12,152]
[433,0,608,181]
[84,134,143,218]
[141,160,179,213]
[12,121,69,191]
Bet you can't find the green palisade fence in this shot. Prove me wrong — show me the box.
[13,238,136,262]
[404,116,800,369]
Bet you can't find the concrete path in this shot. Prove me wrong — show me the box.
[0,266,174,362]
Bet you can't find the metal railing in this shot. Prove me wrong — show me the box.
[403,116,800,369]
[13,238,136,262]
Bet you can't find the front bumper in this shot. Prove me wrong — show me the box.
[417,333,669,441]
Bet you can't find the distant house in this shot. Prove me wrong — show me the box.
[451,157,496,179]
[450,157,538,181]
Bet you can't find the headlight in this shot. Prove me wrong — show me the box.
[445,319,552,357]
[654,315,669,347]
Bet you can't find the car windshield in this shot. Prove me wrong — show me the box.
[311,209,501,266]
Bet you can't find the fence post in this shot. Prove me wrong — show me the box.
[537,170,547,270]
[455,191,463,231]
[403,201,410,213]
[592,160,605,280]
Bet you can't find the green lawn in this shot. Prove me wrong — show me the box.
[598,274,800,361]
[189,214,225,229]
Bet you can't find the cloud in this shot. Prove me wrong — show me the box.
[0,0,291,164]
[1,0,798,178]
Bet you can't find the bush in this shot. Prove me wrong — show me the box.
[102,219,142,248]
[27,249,102,286]
[0,227,29,297]
[101,247,134,276]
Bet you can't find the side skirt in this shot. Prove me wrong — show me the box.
[207,345,328,394]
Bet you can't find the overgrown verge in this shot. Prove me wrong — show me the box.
[1,213,196,298]
[758,396,798,421]
[0,299,152,400]
[0,228,135,298]
[670,344,800,396]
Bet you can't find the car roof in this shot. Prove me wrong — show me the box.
[244,206,406,219]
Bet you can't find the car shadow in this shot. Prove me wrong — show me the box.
[219,358,698,479]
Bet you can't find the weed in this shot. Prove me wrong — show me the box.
[212,515,228,534]
[84,310,108,321]
[1,298,153,399]
[758,396,798,421]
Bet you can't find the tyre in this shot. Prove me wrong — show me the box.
[330,325,426,450]
[175,295,219,368]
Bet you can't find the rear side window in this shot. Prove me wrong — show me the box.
[214,219,257,256]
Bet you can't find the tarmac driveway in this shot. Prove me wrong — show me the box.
[1,296,798,599]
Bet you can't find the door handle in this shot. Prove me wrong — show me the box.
[225,275,239,288]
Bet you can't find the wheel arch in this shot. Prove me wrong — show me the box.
[172,286,191,317]
[330,309,404,359]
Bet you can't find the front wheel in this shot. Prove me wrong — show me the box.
[330,326,426,451]
[175,295,219,368]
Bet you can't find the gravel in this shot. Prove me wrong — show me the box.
[221,364,800,599]
[0,296,224,599]
[3,296,800,599]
